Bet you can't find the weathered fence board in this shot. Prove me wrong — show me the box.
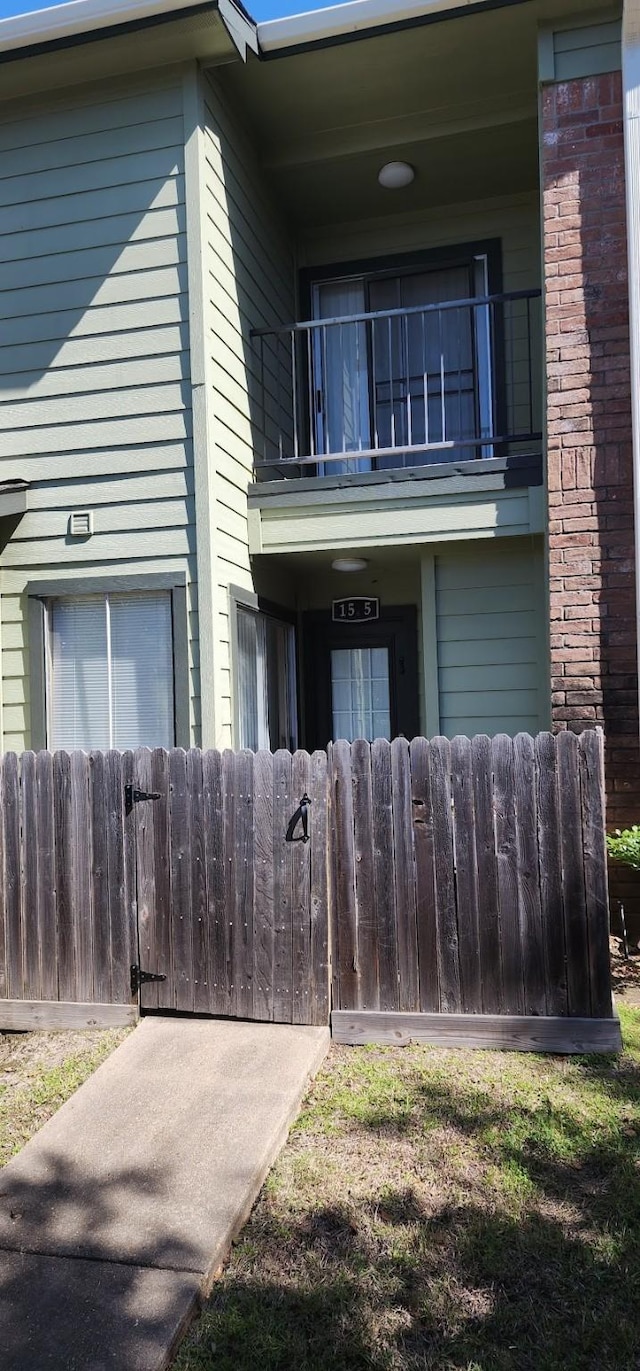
[535,731,567,1016]
[392,737,420,1013]
[514,732,546,1017]
[330,739,359,1010]
[472,732,502,1013]
[579,729,612,1019]
[431,736,460,1013]
[36,749,57,1003]
[309,749,330,1026]
[0,731,615,1040]
[273,748,293,1022]
[106,749,133,1006]
[410,736,439,1014]
[558,730,591,1016]
[253,748,274,1020]
[451,735,481,1014]
[371,737,398,1012]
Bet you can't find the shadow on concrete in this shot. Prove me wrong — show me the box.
[0,1150,201,1371]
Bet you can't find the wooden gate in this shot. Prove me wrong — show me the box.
[131,747,330,1025]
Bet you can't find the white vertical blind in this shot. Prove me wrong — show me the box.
[237,607,269,751]
[49,592,174,751]
[50,597,110,751]
[110,593,174,749]
[314,279,371,474]
[237,606,297,752]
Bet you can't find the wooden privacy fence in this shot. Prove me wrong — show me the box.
[0,730,618,1049]
[329,731,615,1048]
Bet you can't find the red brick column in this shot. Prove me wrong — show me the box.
[541,71,640,934]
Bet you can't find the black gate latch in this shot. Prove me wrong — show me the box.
[130,964,167,997]
[125,784,161,814]
[286,793,311,844]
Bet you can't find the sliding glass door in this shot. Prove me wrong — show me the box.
[311,254,494,470]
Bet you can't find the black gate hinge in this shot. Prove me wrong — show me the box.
[130,964,167,997]
[125,784,161,814]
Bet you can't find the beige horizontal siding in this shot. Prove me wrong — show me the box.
[0,71,199,750]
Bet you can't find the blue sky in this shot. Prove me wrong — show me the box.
[0,0,335,19]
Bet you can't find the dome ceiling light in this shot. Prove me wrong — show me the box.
[378,161,415,190]
[331,557,368,573]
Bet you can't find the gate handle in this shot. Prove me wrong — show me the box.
[286,793,311,844]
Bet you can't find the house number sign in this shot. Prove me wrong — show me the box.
[332,597,379,623]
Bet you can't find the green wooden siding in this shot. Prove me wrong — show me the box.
[0,70,198,751]
[202,71,295,747]
[302,191,540,291]
[539,20,621,84]
[435,542,548,737]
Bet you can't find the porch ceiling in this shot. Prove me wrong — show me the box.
[220,4,544,227]
[219,0,617,229]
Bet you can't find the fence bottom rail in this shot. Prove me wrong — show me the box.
[0,1000,138,1032]
[331,1009,622,1054]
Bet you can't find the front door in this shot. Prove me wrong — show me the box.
[303,606,420,751]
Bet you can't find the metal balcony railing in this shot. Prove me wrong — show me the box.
[251,288,542,480]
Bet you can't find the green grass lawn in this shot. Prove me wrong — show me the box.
[0,1027,130,1166]
[176,1006,640,1371]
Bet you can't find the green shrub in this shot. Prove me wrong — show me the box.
[606,826,640,871]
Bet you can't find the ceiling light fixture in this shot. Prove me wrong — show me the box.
[378,160,415,190]
[331,557,368,573]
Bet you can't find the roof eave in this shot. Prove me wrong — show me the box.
[0,0,257,61]
[256,0,489,54]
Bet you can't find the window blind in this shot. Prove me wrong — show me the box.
[237,606,269,751]
[49,592,174,751]
[50,596,110,751]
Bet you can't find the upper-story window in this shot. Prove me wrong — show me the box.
[253,241,541,480]
[310,253,494,474]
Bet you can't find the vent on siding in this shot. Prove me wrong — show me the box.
[68,511,93,538]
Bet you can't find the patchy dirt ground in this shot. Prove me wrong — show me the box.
[0,1027,130,1166]
[610,936,640,1006]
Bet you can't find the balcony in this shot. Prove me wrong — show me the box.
[251,289,542,483]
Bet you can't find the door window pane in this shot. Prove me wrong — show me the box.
[49,592,174,751]
[330,647,391,742]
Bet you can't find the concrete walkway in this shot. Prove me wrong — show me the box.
[0,1017,329,1371]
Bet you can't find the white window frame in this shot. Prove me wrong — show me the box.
[27,574,190,752]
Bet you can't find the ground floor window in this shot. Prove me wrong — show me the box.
[236,604,298,752]
[47,591,175,751]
